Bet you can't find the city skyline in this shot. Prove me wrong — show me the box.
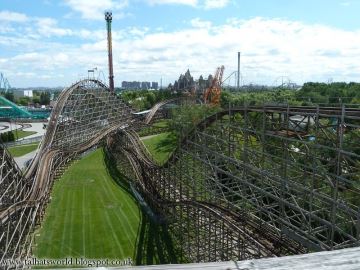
[0,0,360,87]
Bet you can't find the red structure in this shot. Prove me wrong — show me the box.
[204,65,225,105]
[105,11,114,91]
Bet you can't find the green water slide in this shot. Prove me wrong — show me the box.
[0,96,33,118]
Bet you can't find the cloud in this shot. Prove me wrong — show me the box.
[35,18,73,37]
[128,27,150,37]
[203,0,229,9]
[146,0,197,6]
[0,12,73,38]
[340,2,351,6]
[112,17,360,85]
[0,25,15,34]
[2,17,360,87]
[63,0,128,20]
[0,11,28,22]
[145,0,229,8]
[190,18,212,28]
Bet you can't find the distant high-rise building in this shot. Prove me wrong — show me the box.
[121,80,158,90]
[151,82,159,89]
[141,82,151,89]
[121,81,141,89]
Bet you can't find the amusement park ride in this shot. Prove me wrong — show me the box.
[1,10,359,270]
[204,65,225,105]
[0,73,11,92]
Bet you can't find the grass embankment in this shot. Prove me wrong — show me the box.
[8,143,39,157]
[137,120,170,137]
[34,148,180,267]
[152,120,168,128]
[34,149,141,261]
[142,132,177,165]
[14,130,37,139]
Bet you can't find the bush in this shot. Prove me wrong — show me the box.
[0,131,15,142]
[0,132,6,142]
[168,104,220,136]
[9,131,15,141]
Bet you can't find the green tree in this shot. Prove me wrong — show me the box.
[145,92,156,107]
[4,92,14,102]
[33,96,40,104]
[40,92,50,105]
[18,97,30,106]
[8,131,15,141]
[0,132,6,142]
[168,104,220,136]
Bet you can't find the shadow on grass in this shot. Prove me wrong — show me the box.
[103,148,134,198]
[103,147,181,265]
[134,212,180,265]
[154,132,177,151]
[151,132,178,164]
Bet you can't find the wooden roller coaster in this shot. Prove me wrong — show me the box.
[1,78,360,268]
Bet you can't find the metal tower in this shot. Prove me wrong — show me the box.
[237,52,240,90]
[105,11,114,91]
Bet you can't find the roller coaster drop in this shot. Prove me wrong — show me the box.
[0,79,359,268]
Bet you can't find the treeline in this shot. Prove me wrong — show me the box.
[1,90,52,106]
[296,82,360,105]
[0,131,15,142]
[220,89,300,106]
[120,90,179,110]
[220,82,360,107]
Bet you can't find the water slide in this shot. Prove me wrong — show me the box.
[0,95,33,118]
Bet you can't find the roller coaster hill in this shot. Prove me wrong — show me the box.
[0,76,359,269]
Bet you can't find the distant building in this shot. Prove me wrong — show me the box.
[151,82,159,90]
[122,81,158,90]
[141,82,151,90]
[24,90,33,97]
[13,90,33,98]
[121,81,141,89]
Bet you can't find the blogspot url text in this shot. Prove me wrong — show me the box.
[1,257,133,267]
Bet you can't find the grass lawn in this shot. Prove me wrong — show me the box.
[142,132,177,165]
[14,130,37,140]
[137,120,169,137]
[34,148,180,267]
[152,120,169,128]
[8,143,39,157]
[34,149,141,263]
